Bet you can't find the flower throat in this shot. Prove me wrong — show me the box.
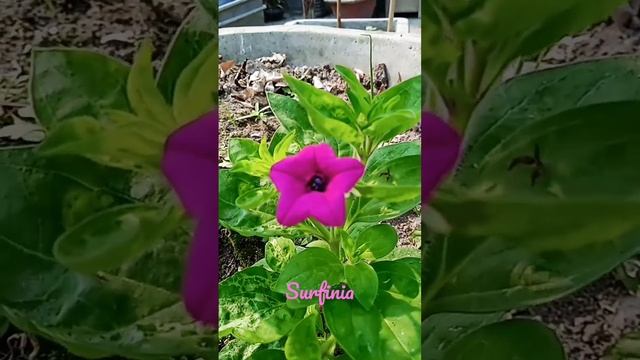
[307,175,327,192]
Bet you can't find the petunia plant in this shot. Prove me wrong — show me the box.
[423,1,640,359]
[219,68,422,359]
[0,2,218,359]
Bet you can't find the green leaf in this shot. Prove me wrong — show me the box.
[345,262,378,310]
[432,195,640,241]
[423,228,640,315]
[353,224,398,261]
[173,39,217,124]
[233,159,272,178]
[339,229,357,262]
[352,142,421,223]
[465,57,640,165]
[606,331,640,360]
[372,258,420,299]
[273,131,296,162]
[267,92,312,132]
[356,143,421,206]
[307,240,331,250]
[324,291,420,360]
[0,316,8,337]
[235,187,273,210]
[381,247,421,260]
[369,76,421,120]
[305,106,363,147]
[284,314,322,360]
[426,95,640,314]
[265,237,297,273]
[38,114,165,171]
[250,350,287,360]
[259,137,274,163]
[53,204,179,273]
[335,65,371,115]
[364,110,420,143]
[219,170,296,238]
[422,312,504,360]
[354,199,418,223]
[220,339,262,360]
[367,142,421,172]
[443,319,565,360]
[198,0,218,21]
[220,266,305,343]
[358,185,421,203]
[358,154,421,203]
[31,48,131,127]
[283,74,362,146]
[284,74,355,124]
[127,39,175,125]
[0,150,215,359]
[229,138,260,163]
[157,8,216,103]
[274,248,344,296]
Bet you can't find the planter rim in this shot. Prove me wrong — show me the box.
[284,17,411,33]
[219,24,420,40]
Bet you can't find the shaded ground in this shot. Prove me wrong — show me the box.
[516,276,640,360]
[0,0,192,105]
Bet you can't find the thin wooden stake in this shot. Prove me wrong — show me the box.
[336,0,342,28]
[387,0,397,32]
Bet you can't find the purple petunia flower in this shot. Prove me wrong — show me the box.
[270,144,365,227]
[162,111,218,326]
[422,112,462,203]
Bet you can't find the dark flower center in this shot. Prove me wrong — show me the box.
[307,175,327,192]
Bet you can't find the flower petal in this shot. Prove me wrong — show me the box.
[275,183,308,226]
[270,144,317,180]
[183,220,218,326]
[162,111,217,219]
[422,112,461,203]
[270,164,307,193]
[309,192,347,227]
[326,158,365,194]
[271,143,359,227]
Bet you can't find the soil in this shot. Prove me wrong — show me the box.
[219,228,265,281]
[516,276,640,360]
[0,0,193,105]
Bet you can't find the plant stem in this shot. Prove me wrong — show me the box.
[321,334,337,357]
[368,35,374,98]
[310,218,332,241]
[327,227,340,254]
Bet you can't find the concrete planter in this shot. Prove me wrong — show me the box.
[219,25,420,86]
[284,17,410,33]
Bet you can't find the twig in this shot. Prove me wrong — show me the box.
[336,0,342,28]
[387,0,396,32]
[361,34,374,98]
